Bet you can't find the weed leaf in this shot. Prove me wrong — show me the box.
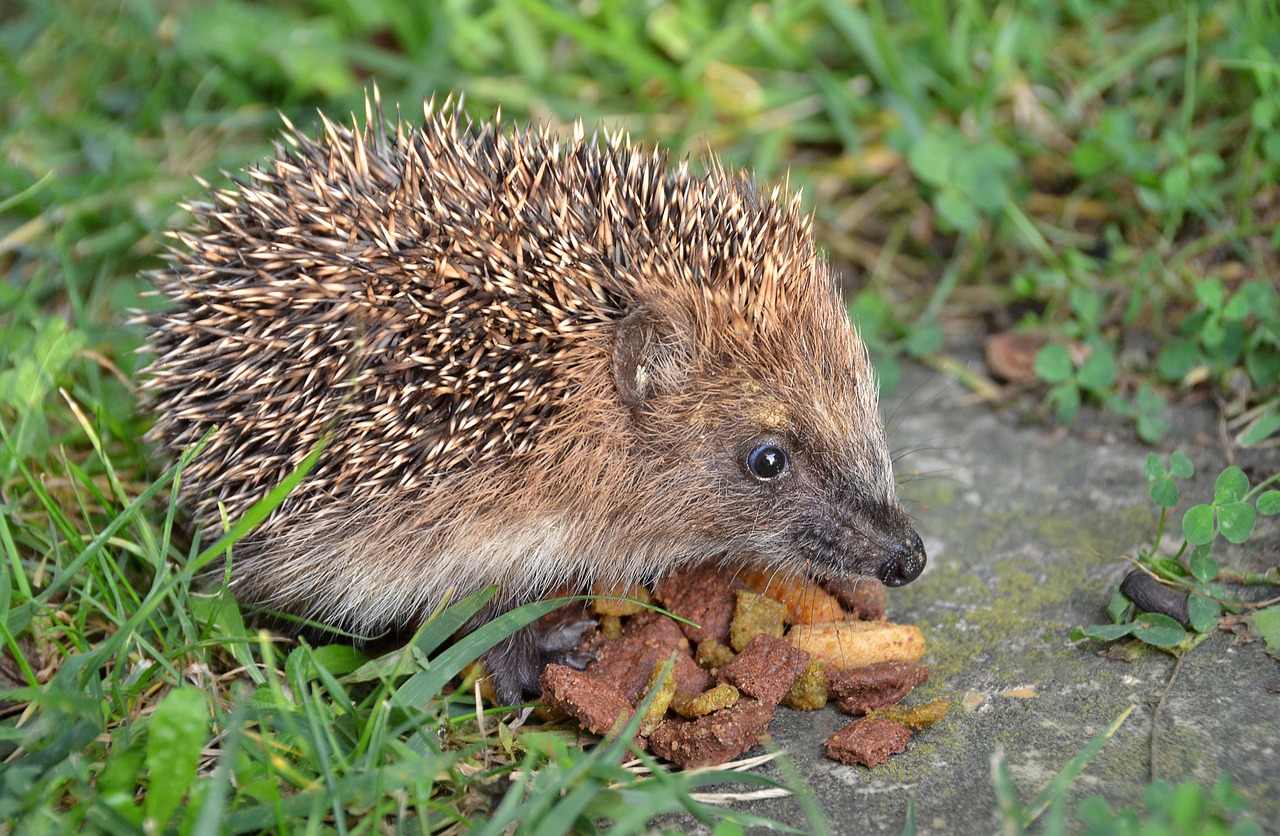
[1216,502,1256,544]
[1078,347,1118,391]
[1108,587,1135,624]
[906,131,956,186]
[1131,613,1187,647]
[1034,343,1074,383]
[144,687,209,830]
[1157,339,1199,382]
[1213,466,1249,504]
[1195,279,1226,310]
[1149,474,1178,508]
[1189,546,1219,583]
[1169,451,1194,479]
[1072,623,1134,641]
[935,189,979,231]
[1048,383,1082,423]
[1149,557,1189,580]
[1252,606,1280,658]
[1181,504,1216,545]
[1186,594,1220,634]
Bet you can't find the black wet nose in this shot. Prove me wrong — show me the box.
[876,532,926,587]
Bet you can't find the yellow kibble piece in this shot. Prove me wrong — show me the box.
[869,698,951,729]
[695,639,736,671]
[591,581,653,617]
[786,620,925,670]
[670,683,741,718]
[730,590,787,652]
[639,657,678,735]
[782,659,828,711]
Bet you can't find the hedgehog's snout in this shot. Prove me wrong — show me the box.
[875,530,927,587]
[798,499,927,587]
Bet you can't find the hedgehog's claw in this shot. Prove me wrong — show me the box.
[541,619,597,655]
[559,650,597,671]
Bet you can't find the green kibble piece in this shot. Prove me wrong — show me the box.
[730,590,787,652]
[670,684,740,718]
[591,582,653,616]
[696,640,736,671]
[782,659,828,710]
[598,614,623,639]
[868,697,951,729]
[640,657,678,735]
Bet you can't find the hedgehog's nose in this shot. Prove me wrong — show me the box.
[876,532,926,587]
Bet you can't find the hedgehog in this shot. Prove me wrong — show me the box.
[141,95,927,703]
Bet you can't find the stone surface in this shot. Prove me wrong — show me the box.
[666,361,1280,834]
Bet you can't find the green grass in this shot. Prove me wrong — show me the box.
[1,0,1277,831]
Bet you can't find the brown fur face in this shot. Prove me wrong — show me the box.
[141,98,923,688]
[598,262,922,594]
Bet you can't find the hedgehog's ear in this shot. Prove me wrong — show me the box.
[612,308,693,409]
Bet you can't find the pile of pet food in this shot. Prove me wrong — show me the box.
[536,564,948,769]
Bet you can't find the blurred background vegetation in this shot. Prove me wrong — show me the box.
[3,0,1279,453]
[0,0,1277,831]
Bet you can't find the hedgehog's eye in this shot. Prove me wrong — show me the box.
[746,444,789,480]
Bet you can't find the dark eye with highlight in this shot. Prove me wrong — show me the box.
[746,444,789,480]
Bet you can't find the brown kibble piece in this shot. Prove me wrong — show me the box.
[648,699,774,768]
[822,577,887,621]
[588,636,711,704]
[824,717,912,767]
[540,664,633,737]
[624,611,690,651]
[653,564,744,644]
[668,652,713,697]
[737,566,845,624]
[719,634,810,705]
[828,660,930,715]
[587,637,655,701]
[730,591,787,651]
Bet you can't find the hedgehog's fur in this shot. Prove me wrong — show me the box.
[142,95,926,701]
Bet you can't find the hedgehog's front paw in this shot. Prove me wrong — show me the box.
[485,619,596,705]
[540,618,597,671]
